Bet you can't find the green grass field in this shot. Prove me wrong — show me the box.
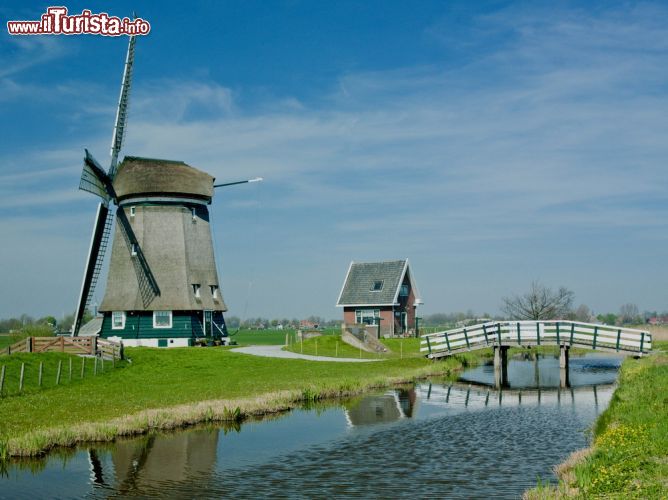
[0,352,122,398]
[0,346,472,458]
[285,334,424,359]
[231,328,338,346]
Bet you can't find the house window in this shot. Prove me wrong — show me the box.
[371,280,384,291]
[355,309,380,325]
[399,285,409,297]
[130,206,136,217]
[112,311,125,330]
[192,284,201,298]
[131,243,138,257]
[210,285,219,299]
[153,310,173,328]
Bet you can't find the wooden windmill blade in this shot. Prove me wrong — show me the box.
[109,34,136,179]
[72,35,136,336]
[72,203,113,336]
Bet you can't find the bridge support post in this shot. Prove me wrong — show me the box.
[560,345,570,388]
[494,345,509,388]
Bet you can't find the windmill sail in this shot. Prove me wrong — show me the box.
[72,203,112,336]
[73,35,136,336]
[109,35,136,179]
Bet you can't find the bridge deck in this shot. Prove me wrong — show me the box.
[420,320,652,359]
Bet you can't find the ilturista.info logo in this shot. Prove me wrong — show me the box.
[7,6,151,36]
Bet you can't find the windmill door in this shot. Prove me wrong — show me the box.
[203,310,213,337]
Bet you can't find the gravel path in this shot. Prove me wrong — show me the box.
[231,344,381,362]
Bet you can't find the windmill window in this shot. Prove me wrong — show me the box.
[112,311,126,330]
[210,285,219,299]
[371,280,384,291]
[192,284,201,298]
[130,206,136,217]
[191,208,197,221]
[131,243,138,257]
[153,311,173,329]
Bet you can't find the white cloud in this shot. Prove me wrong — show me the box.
[1,3,667,318]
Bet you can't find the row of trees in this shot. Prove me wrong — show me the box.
[0,285,660,333]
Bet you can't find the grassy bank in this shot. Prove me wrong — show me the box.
[527,343,668,498]
[0,347,475,459]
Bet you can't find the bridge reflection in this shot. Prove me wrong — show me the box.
[415,382,612,411]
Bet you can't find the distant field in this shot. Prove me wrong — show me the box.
[231,328,338,346]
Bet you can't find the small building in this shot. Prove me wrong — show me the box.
[336,259,422,337]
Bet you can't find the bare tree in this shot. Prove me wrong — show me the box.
[572,304,592,322]
[501,282,574,320]
[618,303,640,325]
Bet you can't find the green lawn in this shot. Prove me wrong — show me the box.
[285,334,424,359]
[0,346,471,458]
[0,352,122,397]
[231,328,338,346]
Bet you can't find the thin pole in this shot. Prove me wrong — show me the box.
[69,358,73,381]
[401,340,403,359]
[56,360,62,385]
[0,365,5,395]
[81,357,85,378]
[39,362,43,387]
[94,357,98,376]
[19,363,25,393]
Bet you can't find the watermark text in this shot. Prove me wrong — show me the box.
[7,7,151,36]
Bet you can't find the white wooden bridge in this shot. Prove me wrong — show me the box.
[420,320,651,358]
[420,320,651,388]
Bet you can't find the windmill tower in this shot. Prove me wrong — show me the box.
[74,36,258,346]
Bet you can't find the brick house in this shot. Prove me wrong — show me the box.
[336,259,422,337]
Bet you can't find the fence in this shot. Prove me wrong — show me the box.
[1,336,123,361]
[0,353,119,397]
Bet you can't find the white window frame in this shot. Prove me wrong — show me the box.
[192,284,201,298]
[355,309,380,325]
[131,243,138,257]
[370,280,384,292]
[210,285,219,299]
[130,206,136,217]
[112,311,126,330]
[153,310,173,329]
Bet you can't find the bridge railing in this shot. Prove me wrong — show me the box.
[420,320,652,358]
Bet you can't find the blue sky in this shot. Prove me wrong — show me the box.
[1,1,667,321]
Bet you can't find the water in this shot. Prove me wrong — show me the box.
[1,354,620,499]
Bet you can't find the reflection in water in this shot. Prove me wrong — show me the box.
[460,352,623,389]
[344,388,417,426]
[1,356,620,499]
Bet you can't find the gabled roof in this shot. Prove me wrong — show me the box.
[336,259,421,307]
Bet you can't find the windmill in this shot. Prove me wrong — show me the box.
[73,36,262,346]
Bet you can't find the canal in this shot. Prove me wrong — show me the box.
[1,353,621,498]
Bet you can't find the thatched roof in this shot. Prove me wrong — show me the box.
[113,156,214,202]
[99,204,227,312]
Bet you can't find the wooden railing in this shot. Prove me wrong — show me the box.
[420,320,652,359]
[1,336,122,361]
